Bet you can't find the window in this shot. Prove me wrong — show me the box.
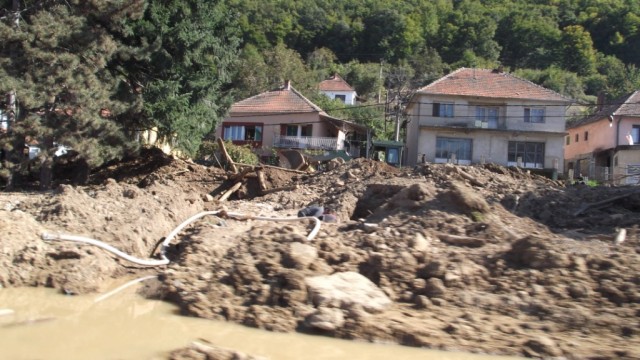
[575,134,579,142]
[432,102,454,117]
[284,124,312,137]
[387,148,399,164]
[632,125,640,144]
[475,106,499,128]
[508,141,545,169]
[584,131,589,141]
[435,137,472,163]
[223,124,262,141]
[524,108,545,123]
[334,94,346,102]
[566,136,570,145]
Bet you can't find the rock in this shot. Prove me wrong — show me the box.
[410,232,430,251]
[505,236,572,269]
[522,336,563,358]
[419,260,447,279]
[362,223,378,233]
[567,282,592,299]
[448,181,490,214]
[282,243,318,269]
[424,278,447,298]
[202,194,215,202]
[304,307,345,331]
[169,341,268,360]
[305,271,392,314]
[415,295,432,309]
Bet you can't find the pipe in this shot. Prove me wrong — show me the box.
[42,211,322,267]
[94,275,159,303]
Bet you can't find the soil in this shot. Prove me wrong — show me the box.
[1,147,639,359]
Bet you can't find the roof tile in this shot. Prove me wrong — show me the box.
[318,74,355,92]
[418,68,571,102]
[230,83,323,114]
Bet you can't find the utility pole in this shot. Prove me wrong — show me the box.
[394,95,401,142]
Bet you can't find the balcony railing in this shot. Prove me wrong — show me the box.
[273,135,341,150]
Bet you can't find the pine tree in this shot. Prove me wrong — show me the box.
[115,0,241,156]
[0,1,144,188]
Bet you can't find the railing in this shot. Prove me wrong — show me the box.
[273,135,341,150]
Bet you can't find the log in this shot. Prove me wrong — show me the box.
[260,184,299,195]
[216,138,237,173]
[573,192,639,216]
[228,166,253,181]
[437,233,485,247]
[256,169,267,192]
[219,182,242,201]
[243,163,308,174]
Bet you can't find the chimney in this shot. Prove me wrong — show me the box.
[596,91,605,111]
[284,80,291,90]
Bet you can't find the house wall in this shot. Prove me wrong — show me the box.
[565,119,614,160]
[217,112,330,153]
[405,93,567,169]
[617,117,640,145]
[416,128,564,172]
[613,149,640,184]
[321,91,356,105]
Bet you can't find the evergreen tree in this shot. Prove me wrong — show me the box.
[0,1,143,188]
[116,0,241,157]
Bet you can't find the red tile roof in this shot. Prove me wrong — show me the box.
[230,82,323,114]
[318,74,355,92]
[417,68,571,102]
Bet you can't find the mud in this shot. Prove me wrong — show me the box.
[1,148,639,359]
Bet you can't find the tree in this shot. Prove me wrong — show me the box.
[116,0,241,157]
[0,1,143,188]
[562,25,597,76]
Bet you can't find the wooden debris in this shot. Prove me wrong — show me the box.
[219,182,242,201]
[256,169,267,192]
[261,184,299,195]
[228,166,253,181]
[437,233,485,247]
[216,137,237,173]
[573,192,639,216]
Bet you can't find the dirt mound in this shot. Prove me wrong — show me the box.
[2,152,639,359]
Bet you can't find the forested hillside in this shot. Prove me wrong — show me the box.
[1,0,639,187]
[230,0,640,102]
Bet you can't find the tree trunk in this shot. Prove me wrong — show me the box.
[39,157,53,190]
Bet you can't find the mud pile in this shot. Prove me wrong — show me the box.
[1,151,639,359]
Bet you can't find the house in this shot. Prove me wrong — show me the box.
[318,74,357,105]
[565,91,640,185]
[405,68,572,174]
[217,81,369,161]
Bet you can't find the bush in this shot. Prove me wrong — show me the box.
[196,140,259,167]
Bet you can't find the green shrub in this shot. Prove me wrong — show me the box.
[196,140,259,167]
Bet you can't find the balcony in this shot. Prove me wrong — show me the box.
[273,135,341,150]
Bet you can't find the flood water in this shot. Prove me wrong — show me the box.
[0,286,522,360]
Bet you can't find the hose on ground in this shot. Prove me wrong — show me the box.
[94,275,159,303]
[42,210,322,267]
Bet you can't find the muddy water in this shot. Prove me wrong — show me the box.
[0,287,522,360]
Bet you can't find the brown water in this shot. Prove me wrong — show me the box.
[0,286,522,360]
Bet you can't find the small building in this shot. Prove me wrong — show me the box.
[217,81,369,161]
[318,74,357,105]
[565,90,640,185]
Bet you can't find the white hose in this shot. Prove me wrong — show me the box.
[42,210,322,267]
[94,275,159,303]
